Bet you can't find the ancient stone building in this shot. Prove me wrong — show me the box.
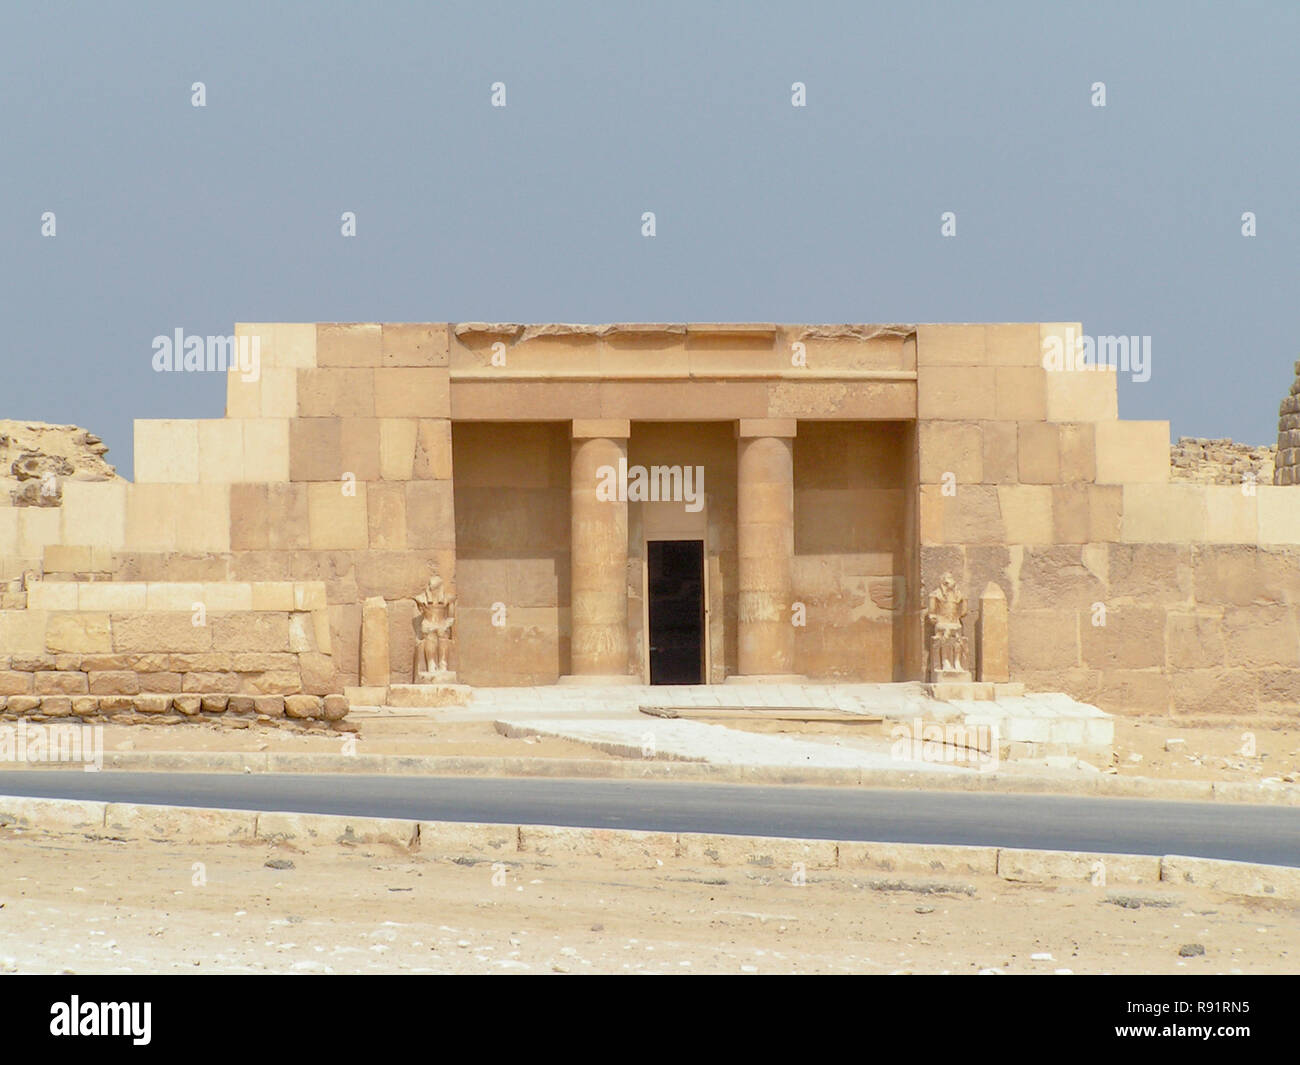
[1,321,1298,719]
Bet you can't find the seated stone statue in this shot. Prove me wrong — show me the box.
[413,574,456,681]
[926,572,970,681]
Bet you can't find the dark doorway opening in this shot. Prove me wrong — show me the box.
[647,539,705,685]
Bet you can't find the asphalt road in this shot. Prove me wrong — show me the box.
[2,771,1299,866]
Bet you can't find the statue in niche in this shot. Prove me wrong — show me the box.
[926,572,970,681]
[413,574,456,681]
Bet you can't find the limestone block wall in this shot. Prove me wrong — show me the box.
[451,422,570,685]
[0,579,342,724]
[16,324,458,692]
[793,421,909,680]
[917,323,1300,717]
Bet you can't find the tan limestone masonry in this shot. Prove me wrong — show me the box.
[1,321,1299,719]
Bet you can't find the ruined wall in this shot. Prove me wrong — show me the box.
[793,421,908,680]
[916,323,1300,717]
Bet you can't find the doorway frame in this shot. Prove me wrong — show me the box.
[642,535,710,685]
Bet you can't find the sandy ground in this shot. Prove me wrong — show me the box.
[0,830,1295,974]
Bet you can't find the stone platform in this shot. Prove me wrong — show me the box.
[370,681,1113,764]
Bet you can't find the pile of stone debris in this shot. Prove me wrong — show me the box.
[0,421,120,507]
[1169,436,1274,486]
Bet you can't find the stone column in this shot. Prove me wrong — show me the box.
[561,419,636,684]
[731,419,802,682]
[977,583,1009,682]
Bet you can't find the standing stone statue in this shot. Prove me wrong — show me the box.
[413,574,456,681]
[926,572,970,682]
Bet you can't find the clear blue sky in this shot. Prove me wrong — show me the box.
[3,0,1295,477]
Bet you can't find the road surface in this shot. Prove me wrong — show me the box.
[1,771,1298,865]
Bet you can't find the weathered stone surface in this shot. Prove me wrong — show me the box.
[135,694,172,714]
[284,694,322,719]
[172,694,202,716]
[322,694,349,720]
[253,695,285,718]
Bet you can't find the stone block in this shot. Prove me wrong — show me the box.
[1058,422,1096,482]
[254,695,285,717]
[379,418,418,480]
[1095,420,1170,484]
[174,484,231,553]
[284,693,322,719]
[26,582,78,611]
[258,368,298,419]
[1080,607,1166,669]
[88,670,140,695]
[995,366,1047,421]
[1161,855,1300,901]
[980,421,1018,483]
[212,613,290,652]
[77,583,147,611]
[113,613,211,653]
[340,418,381,482]
[997,485,1053,544]
[289,417,343,482]
[297,368,375,418]
[916,325,987,366]
[133,420,199,483]
[412,419,454,480]
[360,596,390,687]
[267,483,311,550]
[242,418,291,482]
[999,847,1158,886]
[61,482,126,549]
[1166,612,1225,670]
[1258,486,1300,544]
[251,582,296,611]
[374,368,449,418]
[105,802,255,843]
[230,483,269,550]
[1051,484,1092,544]
[1121,484,1207,543]
[984,324,1042,367]
[1009,609,1079,671]
[317,322,382,367]
[307,482,369,550]
[196,419,244,483]
[382,323,449,367]
[35,670,88,695]
[916,366,997,420]
[0,671,33,695]
[45,613,112,654]
[917,421,982,485]
[1017,422,1060,484]
[405,480,456,548]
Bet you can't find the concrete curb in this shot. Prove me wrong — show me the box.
[6,748,1300,806]
[1,793,1298,903]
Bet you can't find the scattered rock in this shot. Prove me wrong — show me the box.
[1165,738,1186,752]
[264,858,295,870]
[1179,943,1206,957]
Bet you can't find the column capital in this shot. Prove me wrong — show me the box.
[736,418,797,439]
[572,419,631,440]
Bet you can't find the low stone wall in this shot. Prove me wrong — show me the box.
[0,579,349,724]
[0,689,348,727]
